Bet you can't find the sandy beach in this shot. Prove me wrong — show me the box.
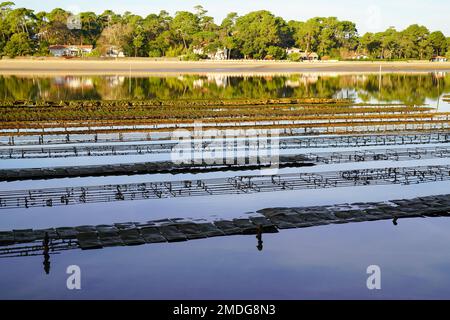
[0,58,449,76]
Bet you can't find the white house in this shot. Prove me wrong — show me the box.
[105,46,125,58]
[48,45,67,57]
[349,53,369,60]
[286,48,319,61]
[286,47,303,55]
[49,45,93,57]
[430,56,448,62]
[192,46,228,60]
[209,48,227,60]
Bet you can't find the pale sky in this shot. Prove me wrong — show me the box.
[11,0,450,36]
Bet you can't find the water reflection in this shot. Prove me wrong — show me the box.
[256,226,263,251]
[42,232,50,275]
[2,192,449,263]
[0,73,448,105]
[393,217,399,226]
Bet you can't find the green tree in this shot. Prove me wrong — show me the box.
[290,17,357,58]
[132,28,145,57]
[219,12,238,59]
[233,10,291,59]
[0,3,447,61]
[170,11,200,50]
[401,24,432,59]
[429,31,447,56]
[379,27,399,59]
[266,46,286,60]
[3,31,33,56]
[359,32,381,58]
[78,11,102,44]
[289,19,320,53]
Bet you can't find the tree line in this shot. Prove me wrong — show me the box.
[0,2,449,60]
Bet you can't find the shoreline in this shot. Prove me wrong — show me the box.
[0,59,449,76]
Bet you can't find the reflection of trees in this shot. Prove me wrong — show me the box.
[0,73,448,105]
[0,76,44,100]
[0,76,101,100]
[354,74,450,105]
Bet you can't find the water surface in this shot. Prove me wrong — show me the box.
[1,72,450,299]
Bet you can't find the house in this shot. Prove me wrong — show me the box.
[48,45,93,57]
[192,47,205,55]
[48,45,67,57]
[349,53,369,60]
[286,48,319,61]
[105,46,125,58]
[192,46,228,60]
[430,56,448,62]
[209,48,227,60]
[286,47,302,55]
[192,47,228,60]
[306,52,319,61]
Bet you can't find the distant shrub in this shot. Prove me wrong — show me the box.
[288,53,302,62]
[148,48,162,57]
[34,41,50,56]
[3,32,33,57]
[165,46,185,57]
[180,52,202,61]
[85,48,101,57]
[266,46,286,60]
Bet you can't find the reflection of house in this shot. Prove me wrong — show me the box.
[49,45,93,57]
[301,74,319,84]
[105,46,125,58]
[193,79,204,88]
[105,76,125,87]
[192,75,229,89]
[207,74,228,87]
[285,80,300,88]
[54,76,94,89]
[285,74,320,88]
[430,56,448,62]
[286,48,319,61]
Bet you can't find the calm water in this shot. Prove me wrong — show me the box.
[3,217,450,300]
[1,72,450,299]
[0,73,449,106]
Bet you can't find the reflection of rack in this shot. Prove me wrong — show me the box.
[1,192,450,260]
[1,165,450,210]
[1,146,449,182]
[303,146,450,164]
[0,240,78,258]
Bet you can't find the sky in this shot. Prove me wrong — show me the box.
[11,0,450,36]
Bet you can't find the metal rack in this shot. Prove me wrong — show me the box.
[1,132,449,159]
[1,165,450,210]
